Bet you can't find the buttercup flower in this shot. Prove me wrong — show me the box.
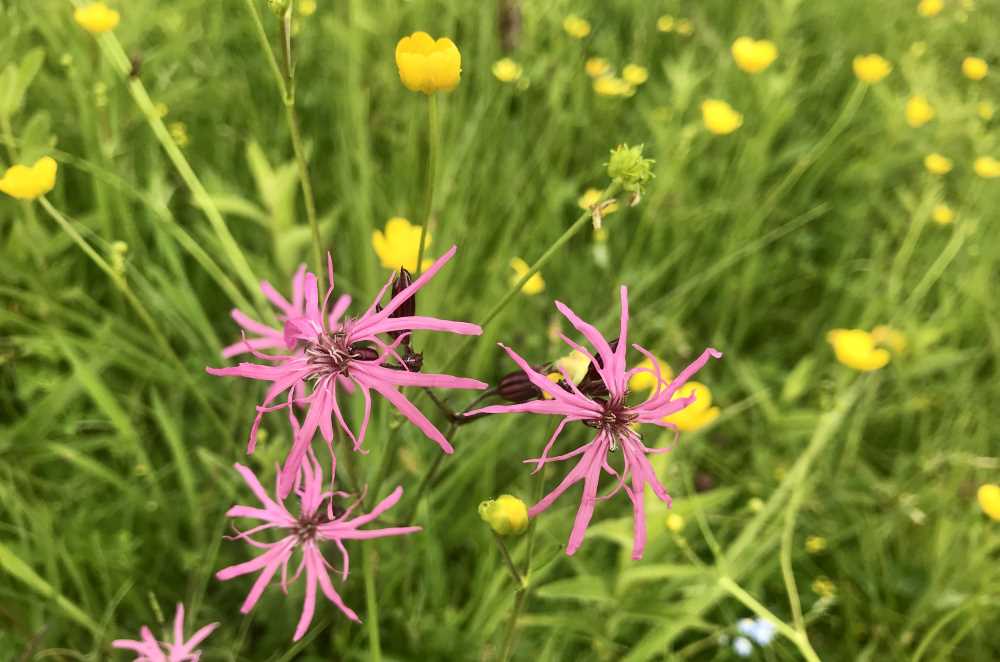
[593,76,633,97]
[826,329,890,371]
[208,248,487,497]
[924,153,953,175]
[675,19,694,36]
[585,57,611,78]
[492,58,522,83]
[563,15,591,39]
[578,188,619,215]
[977,484,1000,520]
[871,325,907,354]
[656,15,675,32]
[853,54,892,83]
[0,156,57,200]
[395,32,461,94]
[978,101,995,120]
[112,603,219,662]
[905,96,935,127]
[731,37,778,74]
[372,217,433,272]
[217,457,420,640]
[974,156,1000,178]
[509,257,545,295]
[665,513,685,533]
[622,64,649,86]
[962,56,988,81]
[74,2,120,33]
[701,99,743,135]
[466,287,722,559]
[932,204,955,225]
[479,494,529,535]
[812,576,836,598]
[298,0,317,16]
[917,0,943,16]
[662,382,719,432]
[629,355,672,392]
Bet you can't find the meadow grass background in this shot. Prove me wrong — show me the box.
[2,0,999,659]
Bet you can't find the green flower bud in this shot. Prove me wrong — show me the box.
[266,0,291,16]
[478,494,529,535]
[606,143,655,194]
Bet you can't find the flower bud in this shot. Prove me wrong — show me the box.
[497,370,541,403]
[606,144,654,194]
[266,0,291,16]
[381,267,416,342]
[478,495,528,535]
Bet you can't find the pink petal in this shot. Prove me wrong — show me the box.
[260,279,295,316]
[554,299,618,390]
[354,363,487,391]
[365,380,454,453]
[184,621,221,649]
[565,448,605,556]
[528,442,601,517]
[361,315,482,337]
[334,526,422,540]
[313,548,361,622]
[233,463,285,514]
[328,293,351,326]
[173,603,185,645]
[292,547,320,641]
[221,336,286,359]
[232,309,279,338]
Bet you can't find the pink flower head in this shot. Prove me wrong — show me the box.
[468,286,722,559]
[112,603,219,661]
[208,246,488,497]
[216,455,420,641]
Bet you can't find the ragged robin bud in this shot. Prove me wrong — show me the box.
[577,337,617,398]
[497,370,541,403]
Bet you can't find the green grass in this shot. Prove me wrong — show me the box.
[2,0,999,659]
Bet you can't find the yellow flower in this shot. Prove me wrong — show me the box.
[731,37,778,74]
[577,187,616,213]
[478,495,529,535]
[665,513,685,533]
[826,329,890,371]
[805,535,828,554]
[978,101,995,120]
[871,325,906,354]
[509,257,545,295]
[593,76,634,97]
[663,382,720,432]
[622,64,649,86]
[585,57,611,78]
[675,19,694,36]
[931,204,955,225]
[977,484,1000,521]
[973,156,1000,178]
[554,350,591,385]
[563,15,591,39]
[962,56,988,81]
[905,96,935,127]
[657,15,675,32]
[492,57,523,83]
[701,99,743,135]
[917,0,943,16]
[298,0,317,16]
[629,355,673,392]
[853,54,892,83]
[74,2,120,33]
[372,217,433,271]
[395,32,461,94]
[811,576,836,598]
[0,156,58,200]
[924,153,953,175]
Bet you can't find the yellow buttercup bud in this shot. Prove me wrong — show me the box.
[0,156,58,200]
[492,58,523,83]
[479,495,529,535]
[977,484,1000,521]
[924,153,953,175]
[931,204,955,225]
[805,535,827,554]
[665,513,685,533]
[731,37,778,74]
[395,32,461,94]
[853,54,892,83]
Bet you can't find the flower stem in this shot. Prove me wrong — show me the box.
[718,576,821,662]
[414,94,439,277]
[492,533,525,588]
[363,545,382,662]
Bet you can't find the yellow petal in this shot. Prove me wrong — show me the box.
[977,484,1000,521]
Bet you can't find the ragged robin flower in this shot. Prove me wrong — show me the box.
[826,329,890,371]
[74,2,120,33]
[974,156,1000,178]
[701,99,743,135]
[905,96,935,127]
[731,37,778,74]
[0,156,57,200]
[509,257,545,295]
[962,56,988,81]
[492,58,523,83]
[372,216,433,272]
[924,153,953,175]
[853,54,892,83]
[466,287,722,559]
[112,603,219,661]
[208,248,487,497]
[563,15,591,39]
[217,454,420,640]
[395,32,461,94]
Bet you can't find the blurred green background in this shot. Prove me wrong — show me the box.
[1,0,998,659]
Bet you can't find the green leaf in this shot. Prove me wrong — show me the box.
[535,575,613,604]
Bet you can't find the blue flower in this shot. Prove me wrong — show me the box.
[732,636,753,657]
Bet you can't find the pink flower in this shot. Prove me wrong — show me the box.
[208,246,488,497]
[216,455,420,641]
[468,286,721,559]
[112,603,219,661]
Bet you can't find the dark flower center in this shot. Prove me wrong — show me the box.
[304,332,378,379]
[584,397,636,451]
[294,511,327,543]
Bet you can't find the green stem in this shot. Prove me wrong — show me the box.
[780,472,809,635]
[492,533,525,588]
[363,545,382,662]
[718,576,821,662]
[414,94,439,277]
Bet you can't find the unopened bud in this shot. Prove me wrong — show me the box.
[497,370,541,403]
[478,494,529,535]
[606,143,654,195]
[386,267,416,341]
[266,0,291,16]
[110,241,128,274]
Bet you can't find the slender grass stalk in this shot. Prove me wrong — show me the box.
[780,478,809,636]
[718,576,822,662]
[414,95,439,277]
